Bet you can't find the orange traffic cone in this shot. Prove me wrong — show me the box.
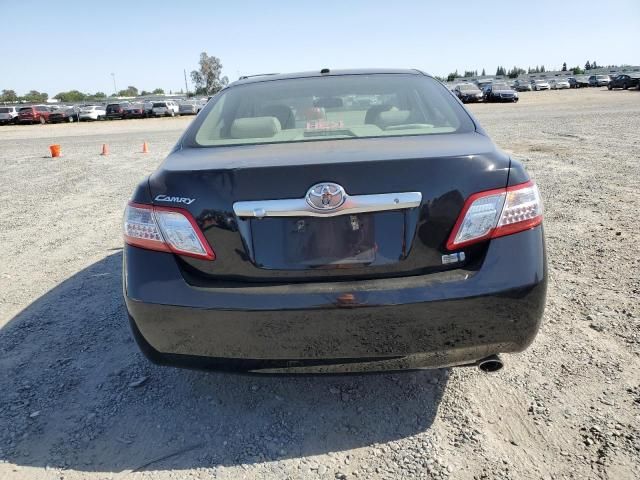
[100,144,109,156]
[142,142,149,154]
[49,144,61,158]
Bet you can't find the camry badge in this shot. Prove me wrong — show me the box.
[154,194,196,205]
[306,183,346,211]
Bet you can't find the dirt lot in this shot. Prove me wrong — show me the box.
[1,88,638,480]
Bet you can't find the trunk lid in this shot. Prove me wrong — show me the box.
[149,133,510,282]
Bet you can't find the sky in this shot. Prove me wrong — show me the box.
[2,0,639,96]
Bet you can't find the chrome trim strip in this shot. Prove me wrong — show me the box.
[233,192,422,218]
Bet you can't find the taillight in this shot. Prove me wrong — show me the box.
[123,202,215,260]
[446,180,542,250]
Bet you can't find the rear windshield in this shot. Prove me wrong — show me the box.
[457,84,477,91]
[19,107,32,112]
[0,108,10,113]
[153,102,167,107]
[190,74,474,147]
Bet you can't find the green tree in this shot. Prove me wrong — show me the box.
[140,90,150,96]
[495,66,506,76]
[481,68,486,76]
[508,66,526,79]
[117,85,139,97]
[562,62,567,72]
[0,89,18,103]
[93,92,106,99]
[152,88,164,95]
[572,66,584,75]
[190,51,228,95]
[54,90,87,102]
[446,70,459,82]
[22,90,48,103]
[585,61,591,70]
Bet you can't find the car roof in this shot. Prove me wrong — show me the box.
[230,68,426,86]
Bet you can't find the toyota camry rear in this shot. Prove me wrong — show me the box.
[123,69,547,373]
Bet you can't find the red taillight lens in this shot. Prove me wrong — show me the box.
[124,202,215,260]
[446,180,543,250]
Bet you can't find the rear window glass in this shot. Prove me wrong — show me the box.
[35,106,49,111]
[19,107,32,112]
[153,102,167,107]
[0,108,10,113]
[191,74,474,147]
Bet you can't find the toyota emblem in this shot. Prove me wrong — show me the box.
[306,182,346,211]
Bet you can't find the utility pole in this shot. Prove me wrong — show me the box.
[111,73,117,96]
[184,69,189,97]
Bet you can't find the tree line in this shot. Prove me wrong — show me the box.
[442,60,608,82]
[1,51,229,104]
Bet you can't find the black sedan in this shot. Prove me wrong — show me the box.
[483,83,519,102]
[48,107,80,123]
[453,83,483,103]
[607,74,639,90]
[124,69,546,374]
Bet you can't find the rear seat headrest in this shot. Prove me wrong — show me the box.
[375,110,411,129]
[230,117,281,139]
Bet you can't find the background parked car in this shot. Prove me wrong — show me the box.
[0,106,20,124]
[79,105,106,121]
[124,103,148,119]
[549,78,570,90]
[483,83,519,102]
[588,74,610,87]
[607,74,639,90]
[452,83,483,103]
[143,101,154,117]
[531,79,550,91]
[568,76,589,88]
[48,106,80,123]
[105,102,129,120]
[178,100,200,115]
[152,100,179,117]
[513,79,532,92]
[18,105,51,124]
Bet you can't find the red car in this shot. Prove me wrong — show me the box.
[18,105,51,124]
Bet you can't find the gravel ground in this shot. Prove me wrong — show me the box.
[0,88,638,480]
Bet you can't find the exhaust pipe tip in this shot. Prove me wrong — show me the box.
[478,355,504,373]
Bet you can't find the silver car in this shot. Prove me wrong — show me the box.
[549,79,570,90]
[531,79,551,91]
[79,105,106,121]
[178,101,199,115]
[0,106,19,124]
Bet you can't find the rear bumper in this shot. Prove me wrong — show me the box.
[124,227,547,373]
